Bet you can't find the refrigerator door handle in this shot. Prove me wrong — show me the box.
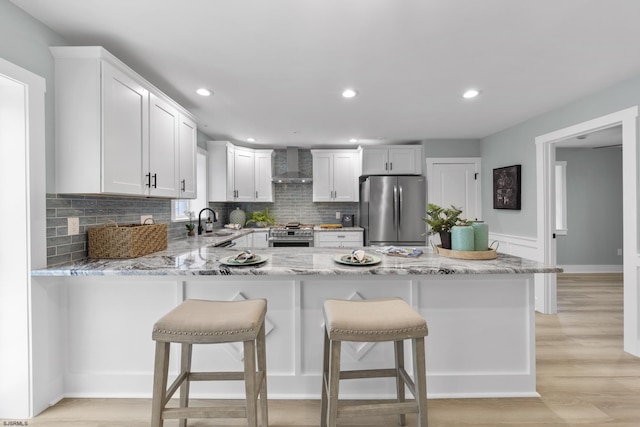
[393,184,399,231]
[398,184,403,232]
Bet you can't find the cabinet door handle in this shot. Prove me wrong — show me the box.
[181,179,186,192]
[145,173,151,188]
[152,173,157,188]
[337,235,345,238]
[256,191,258,199]
[390,162,393,171]
[385,162,388,171]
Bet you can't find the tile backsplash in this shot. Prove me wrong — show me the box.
[46,188,358,266]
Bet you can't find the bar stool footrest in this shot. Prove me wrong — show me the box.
[163,406,247,419]
[338,402,419,418]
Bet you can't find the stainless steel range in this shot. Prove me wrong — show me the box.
[268,222,314,247]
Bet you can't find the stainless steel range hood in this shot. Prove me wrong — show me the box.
[272,147,312,183]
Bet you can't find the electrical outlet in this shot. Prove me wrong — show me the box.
[335,211,341,219]
[141,215,153,224]
[618,248,623,256]
[67,217,79,235]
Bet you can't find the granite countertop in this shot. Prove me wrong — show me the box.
[33,233,561,277]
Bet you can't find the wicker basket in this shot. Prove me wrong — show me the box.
[88,220,168,259]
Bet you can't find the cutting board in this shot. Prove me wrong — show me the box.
[319,224,343,229]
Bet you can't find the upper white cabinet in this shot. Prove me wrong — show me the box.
[311,150,360,202]
[149,93,180,197]
[207,141,274,202]
[51,46,197,198]
[254,150,275,202]
[178,114,197,199]
[361,145,423,175]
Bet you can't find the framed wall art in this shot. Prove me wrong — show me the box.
[493,164,521,210]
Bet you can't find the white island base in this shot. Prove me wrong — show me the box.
[31,271,537,411]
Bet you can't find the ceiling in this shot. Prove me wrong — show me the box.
[11,0,640,148]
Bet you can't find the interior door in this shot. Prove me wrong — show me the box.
[426,158,481,245]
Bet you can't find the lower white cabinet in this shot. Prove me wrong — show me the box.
[232,233,251,247]
[251,231,270,248]
[314,231,363,248]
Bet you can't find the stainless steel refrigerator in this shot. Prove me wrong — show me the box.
[360,175,426,246]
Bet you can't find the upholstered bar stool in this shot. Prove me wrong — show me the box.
[151,299,268,427]
[320,298,429,427]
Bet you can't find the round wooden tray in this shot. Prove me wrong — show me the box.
[434,245,497,260]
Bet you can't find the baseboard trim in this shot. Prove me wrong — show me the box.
[559,265,623,273]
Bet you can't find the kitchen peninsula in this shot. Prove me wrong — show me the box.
[31,233,560,410]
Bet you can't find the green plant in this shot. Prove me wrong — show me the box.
[184,210,195,232]
[422,203,468,234]
[246,208,276,226]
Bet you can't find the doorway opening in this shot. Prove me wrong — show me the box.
[535,106,640,356]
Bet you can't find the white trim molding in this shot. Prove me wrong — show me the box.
[535,106,639,355]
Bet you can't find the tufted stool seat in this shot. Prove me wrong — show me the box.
[151,299,268,427]
[321,298,429,427]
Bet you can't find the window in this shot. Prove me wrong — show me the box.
[555,161,567,235]
[172,148,208,222]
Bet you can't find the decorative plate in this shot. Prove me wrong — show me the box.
[219,255,267,266]
[333,253,381,266]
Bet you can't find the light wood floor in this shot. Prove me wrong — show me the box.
[4,273,640,426]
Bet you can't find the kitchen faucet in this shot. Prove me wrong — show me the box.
[198,208,218,235]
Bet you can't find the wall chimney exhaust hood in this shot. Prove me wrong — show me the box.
[272,147,312,183]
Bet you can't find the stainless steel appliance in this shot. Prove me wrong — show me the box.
[360,175,426,246]
[268,222,314,247]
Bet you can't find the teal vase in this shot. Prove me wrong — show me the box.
[451,225,474,251]
[471,221,489,251]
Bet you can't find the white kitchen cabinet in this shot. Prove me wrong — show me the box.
[251,230,270,248]
[148,93,179,197]
[233,147,255,202]
[51,46,197,198]
[311,150,360,202]
[254,150,274,202]
[361,145,423,175]
[101,62,148,195]
[178,114,197,199]
[314,230,363,248]
[233,233,251,247]
[207,141,273,202]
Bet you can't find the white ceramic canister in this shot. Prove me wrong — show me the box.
[451,225,475,251]
[229,207,246,227]
[471,221,489,251]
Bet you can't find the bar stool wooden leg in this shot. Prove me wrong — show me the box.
[244,339,258,427]
[413,337,428,427]
[394,340,406,426]
[320,327,331,427]
[327,338,342,427]
[257,322,268,427]
[178,343,192,427]
[151,341,170,427]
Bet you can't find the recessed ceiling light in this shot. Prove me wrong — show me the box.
[342,88,358,98]
[349,138,358,143]
[247,138,256,142]
[196,88,212,96]
[462,89,480,99]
